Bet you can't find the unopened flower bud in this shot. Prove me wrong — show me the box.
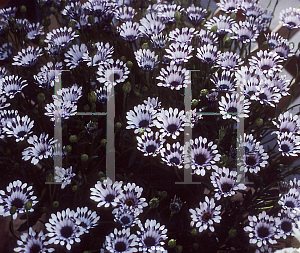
[174,10,181,21]
[224,38,233,48]
[230,12,236,20]
[210,25,218,33]
[100,139,107,146]
[175,245,183,253]
[200,89,208,96]
[20,5,27,14]
[142,43,149,50]
[65,145,72,153]
[142,86,148,93]
[180,10,187,21]
[262,41,268,47]
[84,104,90,111]
[206,9,212,17]
[47,173,54,182]
[53,201,59,208]
[37,92,45,102]
[69,135,78,143]
[3,25,9,33]
[39,39,45,47]
[255,118,263,127]
[88,91,97,103]
[120,56,126,62]
[190,228,198,235]
[228,228,237,238]
[139,129,145,134]
[81,154,88,162]
[168,239,177,248]
[25,201,32,210]
[10,206,17,215]
[134,91,141,97]
[97,171,105,177]
[126,61,133,69]
[122,82,131,94]
[219,127,226,140]
[72,185,78,192]
[149,197,159,208]
[50,7,56,14]
[161,191,167,198]
[115,122,122,129]
[191,99,198,106]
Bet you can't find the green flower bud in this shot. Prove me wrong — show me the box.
[175,245,183,253]
[97,171,105,177]
[151,0,156,4]
[100,139,107,146]
[81,154,89,162]
[228,228,237,238]
[88,15,95,24]
[168,239,177,248]
[142,43,149,50]
[115,122,122,129]
[191,99,198,107]
[180,10,187,21]
[149,197,159,208]
[210,25,218,33]
[126,61,133,69]
[224,38,233,48]
[120,56,126,62]
[53,201,59,208]
[39,39,45,47]
[174,10,181,21]
[44,16,51,27]
[200,89,208,96]
[161,191,167,199]
[69,135,78,143]
[50,7,56,14]
[230,12,236,20]
[10,206,17,215]
[134,91,141,97]
[3,25,9,33]
[47,173,54,182]
[206,9,212,17]
[262,41,268,47]
[123,82,131,94]
[84,104,90,112]
[68,21,75,29]
[37,92,45,102]
[139,129,145,134]
[65,145,72,153]
[142,86,148,93]
[190,228,198,235]
[180,0,187,7]
[100,177,106,182]
[25,201,32,210]
[255,118,263,127]
[88,91,97,103]
[72,185,78,192]
[20,5,27,14]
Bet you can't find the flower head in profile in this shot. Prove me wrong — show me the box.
[217,0,240,13]
[12,46,43,67]
[157,4,182,23]
[169,27,198,45]
[189,196,222,233]
[196,44,220,66]
[204,15,235,36]
[54,84,83,103]
[272,111,300,136]
[115,6,137,22]
[54,166,76,189]
[74,206,100,232]
[165,42,194,65]
[34,62,63,88]
[118,21,141,42]
[14,228,55,253]
[112,205,140,227]
[139,13,165,39]
[83,42,114,67]
[44,99,77,122]
[0,75,28,99]
[64,44,88,69]
[279,7,300,30]
[161,142,184,168]
[134,49,159,71]
[211,70,237,93]
[277,132,300,157]
[0,180,38,220]
[187,4,207,25]
[136,131,165,157]
[25,22,44,40]
[231,20,259,44]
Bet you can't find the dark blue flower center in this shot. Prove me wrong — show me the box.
[281,144,290,153]
[257,227,269,238]
[170,157,180,165]
[139,120,149,128]
[221,183,232,193]
[195,154,206,165]
[105,194,115,202]
[115,241,127,252]
[281,221,292,232]
[61,226,73,238]
[30,244,41,253]
[202,212,211,222]
[167,124,178,133]
[144,236,156,247]
[12,198,23,208]
[246,156,256,166]
[146,144,156,154]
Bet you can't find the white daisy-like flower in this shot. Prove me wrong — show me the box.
[12,46,43,67]
[126,104,157,134]
[54,166,76,189]
[64,44,88,69]
[279,7,300,30]
[134,49,159,71]
[272,111,300,136]
[139,13,166,39]
[118,21,141,42]
[45,208,84,251]
[136,219,168,252]
[14,228,55,253]
[231,20,259,44]
[0,95,10,109]
[0,180,38,220]
[25,22,44,40]
[169,27,198,45]
[0,42,14,61]
[143,97,161,111]
[44,99,77,122]
[204,15,235,36]
[112,205,140,227]
[244,211,278,247]
[187,4,207,25]
[210,167,247,200]
[22,133,56,165]
[0,75,28,99]
[150,32,169,49]
[198,30,219,46]
[277,132,300,156]
[54,84,83,103]
[156,64,190,90]
[189,196,222,233]
[196,44,220,65]
[120,182,148,215]
[219,92,251,122]
[154,107,185,139]
[83,42,114,67]
[211,70,237,93]
[185,136,221,176]
[34,62,63,88]
[3,115,34,142]
[270,74,290,97]
[274,210,297,239]
[61,1,82,20]
[160,142,184,169]
[165,42,194,65]
[136,131,165,157]
[115,6,137,22]
[90,178,123,208]
[217,0,240,13]
[104,227,138,253]
[279,188,300,211]
[157,4,182,23]
[74,206,100,232]
[216,51,243,71]
[96,86,107,103]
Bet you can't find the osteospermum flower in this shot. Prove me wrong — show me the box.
[231,20,259,44]
[150,32,169,49]
[112,205,140,227]
[187,4,207,25]
[169,27,198,45]
[12,46,43,67]
[156,64,189,90]
[136,219,168,252]
[160,142,184,169]
[219,92,251,122]
[64,44,88,69]
[217,0,240,13]
[270,74,290,97]
[279,188,300,211]
[273,40,295,60]
[165,42,194,65]
[22,133,56,165]
[0,95,10,109]
[216,51,243,71]
[14,227,55,253]
[157,4,182,23]
[104,227,138,253]
[97,59,129,88]
[83,42,114,67]
[277,132,300,156]
[189,196,222,233]
[61,1,82,20]
[249,50,283,77]
[243,144,269,173]
[74,206,100,232]
[272,111,300,136]
[134,49,159,71]
[204,15,235,36]
[120,182,148,215]
[139,13,165,39]
[196,44,220,65]
[115,6,137,22]
[44,27,78,55]
[54,84,83,103]
[0,180,38,220]
[136,131,165,157]
[45,208,84,251]
[126,104,157,134]
[0,75,28,99]
[274,210,297,239]
[54,166,76,189]
[34,62,63,88]
[143,97,161,111]
[211,70,237,92]
[211,167,246,200]
[3,115,34,142]
[244,211,278,247]
[198,30,219,46]
[0,42,13,61]
[185,136,221,176]
[44,99,77,122]
[90,178,123,208]
[118,21,141,42]
[25,22,44,40]
[265,32,285,49]
[279,7,300,30]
